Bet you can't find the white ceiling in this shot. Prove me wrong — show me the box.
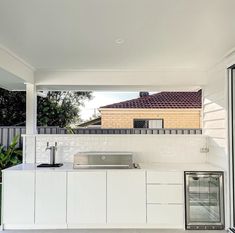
[0,0,235,70]
[0,68,26,90]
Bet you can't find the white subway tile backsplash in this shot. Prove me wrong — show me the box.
[24,136,36,163]
[23,135,208,164]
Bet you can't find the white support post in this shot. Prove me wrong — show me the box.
[26,83,37,135]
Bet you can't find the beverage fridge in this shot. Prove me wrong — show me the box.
[184,171,224,230]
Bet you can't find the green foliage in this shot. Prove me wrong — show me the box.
[37,91,92,127]
[0,88,92,127]
[0,88,26,126]
[65,126,75,134]
[0,135,22,174]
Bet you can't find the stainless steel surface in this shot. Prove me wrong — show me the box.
[45,142,58,165]
[184,171,224,230]
[73,152,140,169]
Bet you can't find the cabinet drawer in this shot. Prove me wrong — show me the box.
[147,204,184,228]
[147,171,183,184]
[147,185,183,203]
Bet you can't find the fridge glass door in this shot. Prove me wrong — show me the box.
[187,174,222,224]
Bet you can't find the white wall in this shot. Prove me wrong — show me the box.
[202,55,235,229]
[203,52,235,169]
[203,66,228,169]
[23,135,207,165]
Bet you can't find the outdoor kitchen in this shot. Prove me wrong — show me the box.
[0,1,235,233]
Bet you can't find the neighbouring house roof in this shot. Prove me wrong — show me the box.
[100,90,202,109]
[78,117,101,127]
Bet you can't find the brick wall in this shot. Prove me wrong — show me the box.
[100,109,201,128]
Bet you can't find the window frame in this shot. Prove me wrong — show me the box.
[133,118,164,129]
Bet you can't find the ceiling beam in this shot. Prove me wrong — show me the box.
[0,44,35,85]
[35,69,208,89]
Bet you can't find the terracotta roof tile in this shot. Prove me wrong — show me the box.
[100,90,202,109]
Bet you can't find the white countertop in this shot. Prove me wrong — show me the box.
[140,162,224,171]
[3,162,223,172]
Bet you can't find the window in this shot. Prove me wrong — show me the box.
[133,119,164,129]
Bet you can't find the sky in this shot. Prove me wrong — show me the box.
[79,92,140,121]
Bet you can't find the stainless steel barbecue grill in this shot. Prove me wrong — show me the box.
[73,151,140,169]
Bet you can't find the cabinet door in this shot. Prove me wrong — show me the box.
[67,171,106,225]
[107,171,146,224]
[147,204,184,228]
[3,171,35,225]
[35,171,66,225]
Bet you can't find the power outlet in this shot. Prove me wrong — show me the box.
[200,147,209,153]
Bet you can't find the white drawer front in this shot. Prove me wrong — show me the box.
[147,171,183,184]
[147,204,184,228]
[147,185,183,203]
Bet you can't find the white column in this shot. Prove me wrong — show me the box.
[26,83,37,134]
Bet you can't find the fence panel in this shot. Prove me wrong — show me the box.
[0,127,202,148]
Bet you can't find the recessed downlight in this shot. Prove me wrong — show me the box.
[115,38,124,44]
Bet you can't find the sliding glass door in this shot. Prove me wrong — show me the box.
[228,65,235,227]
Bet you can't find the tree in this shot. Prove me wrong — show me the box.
[0,88,92,127]
[37,91,92,127]
[0,88,26,126]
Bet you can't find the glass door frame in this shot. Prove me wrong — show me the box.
[184,171,225,230]
[228,65,235,227]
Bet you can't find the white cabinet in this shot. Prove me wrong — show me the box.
[107,171,146,224]
[67,171,106,225]
[147,184,183,203]
[35,171,67,226]
[3,168,186,229]
[3,171,35,225]
[146,171,184,228]
[147,171,183,184]
[147,204,183,227]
